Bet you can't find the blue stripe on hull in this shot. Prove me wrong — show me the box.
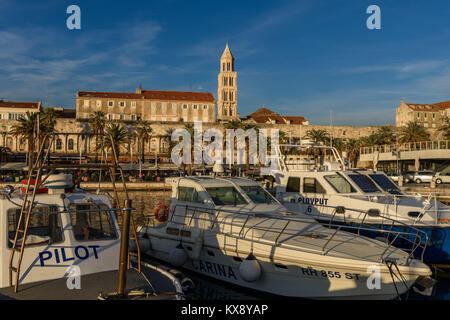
[316,219,450,265]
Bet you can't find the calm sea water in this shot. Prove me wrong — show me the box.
[117,190,450,300]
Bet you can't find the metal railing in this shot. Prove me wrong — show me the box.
[278,191,450,225]
[360,140,450,155]
[154,203,429,263]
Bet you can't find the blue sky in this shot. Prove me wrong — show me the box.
[0,0,449,125]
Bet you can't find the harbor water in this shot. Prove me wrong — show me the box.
[116,190,450,300]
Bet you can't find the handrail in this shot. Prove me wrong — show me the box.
[360,139,450,155]
[278,191,450,224]
[166,203,428,263]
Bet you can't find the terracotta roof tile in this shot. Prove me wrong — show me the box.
[0,101,40,109]
[78,90,215,103]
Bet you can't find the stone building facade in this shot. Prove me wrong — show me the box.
[76,89,216,123]
[395,99,450,128]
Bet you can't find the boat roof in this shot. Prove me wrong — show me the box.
[166,176,261,188]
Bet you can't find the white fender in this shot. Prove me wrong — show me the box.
[169,243,188,267]
[239,253,262,282]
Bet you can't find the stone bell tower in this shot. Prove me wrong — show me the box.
[217,42,238,121]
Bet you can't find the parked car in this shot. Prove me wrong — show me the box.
[412,171,435,184]
[402,171,416,182]
[433,172,450,184]
[386,172,409,183]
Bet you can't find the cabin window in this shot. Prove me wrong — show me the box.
[177,187,202,203]
[303,178,326,194]
[69,204,117,241]
[286,177,300,193]
[324,174,356,193]
[240,185,277,204]
[347,174,380,193]
[8,206,63,248]
[368,174,401,195]
[205,187,248,206]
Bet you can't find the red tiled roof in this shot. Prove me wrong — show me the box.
[406,100,450,111]
[434,100,450,109]
[246,107,307,124]
[283,115,306,124]
[78,90,215,103]
[0,101,40,109]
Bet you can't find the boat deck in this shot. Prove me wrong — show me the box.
[0,265,182,300]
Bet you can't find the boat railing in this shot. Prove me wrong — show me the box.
[166,203,428,263]
[278,191,450,225]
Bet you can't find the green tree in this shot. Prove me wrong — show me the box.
[304,129,329,144]
[398,121,429,143]
[88,111,107,161]
[135,120,153,164]
[10,111,55,171]
[436,116,450,140]
[103,123,131,181]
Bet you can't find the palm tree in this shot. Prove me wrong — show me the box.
[103,123,131,181]
[164,127,177,156]
[304,129,329,144]
[10,111,54,171]
[398,121,429,143]
[88,111,107,161]
[345,138,361,168]
[436,116,450,140]
[374,126,396,145]
[135,120,153,164]
[224,120,259,172]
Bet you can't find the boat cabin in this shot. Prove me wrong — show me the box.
[165,176,288,217]
[0,179,121,288]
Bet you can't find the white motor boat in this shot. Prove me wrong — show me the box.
[137,176,434,299]
[270,143,450,267]
[0,173,184,300]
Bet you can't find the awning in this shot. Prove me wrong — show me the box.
[0,162,27,170]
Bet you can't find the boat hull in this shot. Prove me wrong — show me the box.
[142,233,425,300]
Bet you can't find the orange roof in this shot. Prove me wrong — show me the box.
[406,100,450,111]
[246,107,307,124]
[78,90,215,103]
[434,100,450,109]
[0,101,40,109]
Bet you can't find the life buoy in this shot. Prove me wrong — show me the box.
[154,204,169,222]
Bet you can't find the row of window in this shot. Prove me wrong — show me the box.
[222,76,234,87]
[222,62,232,71]
[0,113,26,120]
[83,100,211,111]
[417,112,436,120]
[182,104,209,110]
[222,91,234,102]
[83,100,137,108]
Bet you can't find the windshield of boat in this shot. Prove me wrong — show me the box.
[368,174,402,195]
[205,187,248,206]
[240,185,277,204]
[347,174,381,193]
[324,174,356,193]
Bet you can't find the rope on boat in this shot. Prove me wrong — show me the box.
[385,260,410,300]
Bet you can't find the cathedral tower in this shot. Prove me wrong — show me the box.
[217,42,238,121]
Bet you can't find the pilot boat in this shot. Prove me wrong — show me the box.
[137,176,434,299]
[0,173,185,300]
[270,143,450,267]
